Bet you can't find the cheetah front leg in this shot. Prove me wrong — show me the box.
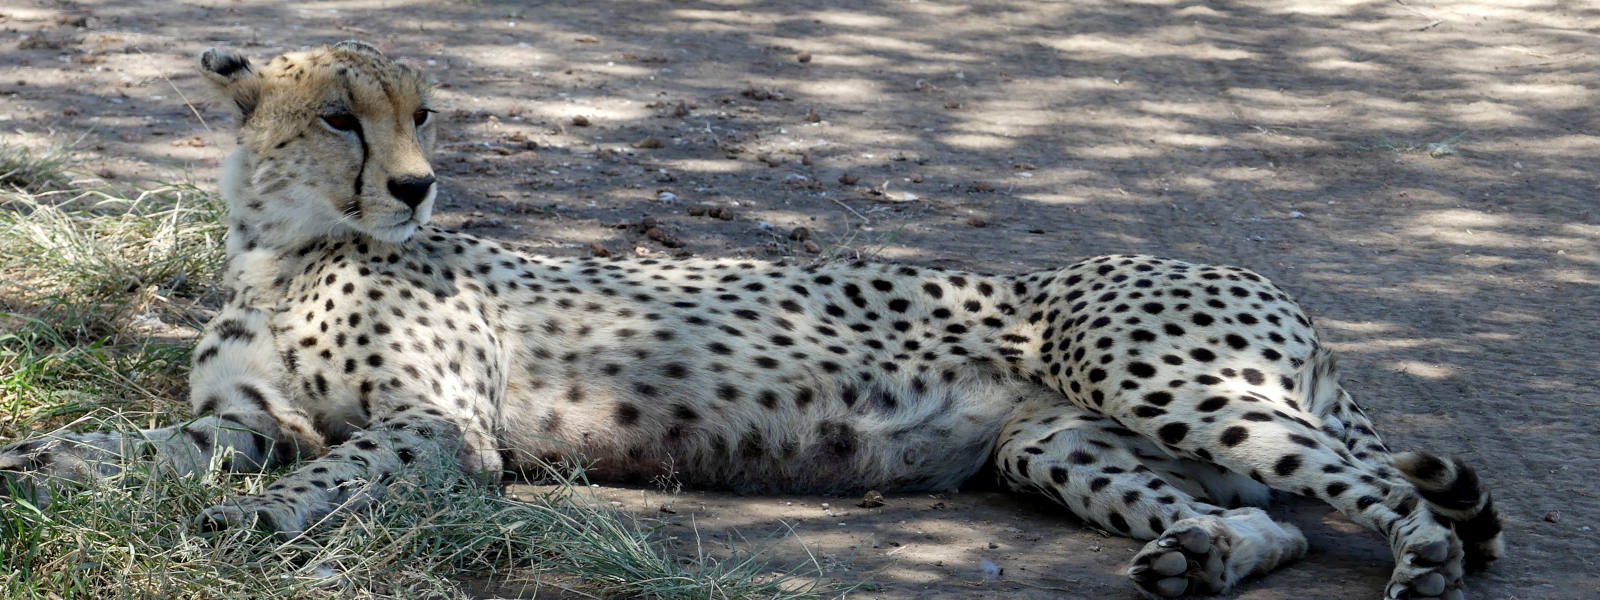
[2,307,321,503]
[196,371,503,537]
[195,412,472,536]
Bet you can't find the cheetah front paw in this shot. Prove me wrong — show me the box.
[196,497,308,538]
[1,434,128,504]
[1385,538,1465,600]
[0,442,55,504]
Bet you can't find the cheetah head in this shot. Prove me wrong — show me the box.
[200,41,436,246]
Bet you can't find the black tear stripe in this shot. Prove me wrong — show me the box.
[344,121,369,219]
[337,69,369,219]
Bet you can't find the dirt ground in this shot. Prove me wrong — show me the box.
[3,0,1597,598]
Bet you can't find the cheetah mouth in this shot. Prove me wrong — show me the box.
[390,219,422,235]
[364,216,422,243]
[377,211,423,229]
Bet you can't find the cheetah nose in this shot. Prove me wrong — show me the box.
[387,174,435,210]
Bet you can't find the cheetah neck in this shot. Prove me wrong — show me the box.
[217,148,368,305]
[219,148,361,258]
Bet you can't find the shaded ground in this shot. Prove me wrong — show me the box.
[2,0,1597,598]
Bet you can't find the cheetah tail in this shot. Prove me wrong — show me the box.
[1390,451,1505,570]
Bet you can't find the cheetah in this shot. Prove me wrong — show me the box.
[0,42,1502,599]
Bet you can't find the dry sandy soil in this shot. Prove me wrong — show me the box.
[3,0,1597,598]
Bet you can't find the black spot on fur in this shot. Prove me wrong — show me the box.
[614,403,640,426]
[214,319,255,342]
[817,421,857,458]
[1220,426,1249,447]
[1274,454,1303,477]
[1107,512,1130,532]
[1157,423,1189,445]
[1049,466,1069,484]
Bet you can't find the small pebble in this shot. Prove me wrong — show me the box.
[590,243,611,257]
[570,115,591,127]
[797,51,812,63]
[839,173,860,185]
[966,216,988,227]
[803,240,821,253]
[789,226,812,241]
[633,136,665,149]
[687,205,708,216]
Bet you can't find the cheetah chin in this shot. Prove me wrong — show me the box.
[0,41,1500,600]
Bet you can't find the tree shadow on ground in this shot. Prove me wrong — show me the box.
[0,0,1595,598]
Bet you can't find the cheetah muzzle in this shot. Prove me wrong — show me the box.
[0,42,1502,599]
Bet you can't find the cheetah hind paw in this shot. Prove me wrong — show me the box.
[1385,538,1466,600]
[1127,508,1307,599]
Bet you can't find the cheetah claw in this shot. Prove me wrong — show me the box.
[1384,538,1466,600]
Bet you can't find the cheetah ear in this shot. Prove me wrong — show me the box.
[198,47,263,122]
[332,40,384,56]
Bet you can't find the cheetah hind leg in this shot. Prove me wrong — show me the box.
[1128,507,1308,598]
[993,399,1306,598]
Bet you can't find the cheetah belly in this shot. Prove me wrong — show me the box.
[496,359,1024,494]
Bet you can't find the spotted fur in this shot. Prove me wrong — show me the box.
[0,43,1500,599]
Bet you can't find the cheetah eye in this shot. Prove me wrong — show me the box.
[321,113,359,132]
[413,109,434,127]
